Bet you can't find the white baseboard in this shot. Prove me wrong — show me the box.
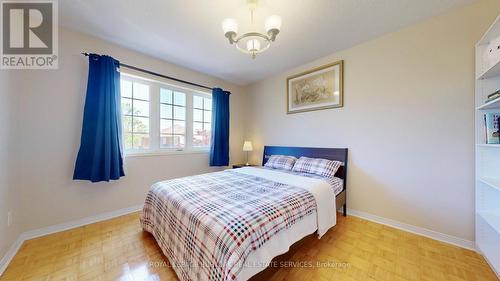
[347,208,476,251]
[22,204,143,239]
[0,204,143,276]
[476,244,500,279]
[0,235,24,276]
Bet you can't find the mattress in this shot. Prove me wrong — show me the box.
[140,167,337,281]
[260,166,344,196]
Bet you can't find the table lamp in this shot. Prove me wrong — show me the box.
[242,141,253,166]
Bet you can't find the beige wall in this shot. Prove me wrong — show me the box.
[0,71,22,259]
[245,0,500,241]
[8,28,248,235]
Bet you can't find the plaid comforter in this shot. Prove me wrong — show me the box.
[140,170,317,281]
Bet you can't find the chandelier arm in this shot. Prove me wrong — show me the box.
[267,29,280,42]
[235,40,271,55]
[234,32,271,44]
[225,32,238,44]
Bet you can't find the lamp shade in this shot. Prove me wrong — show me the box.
[242,141,253,152]
[222,18,238,34]
[265,15,282,32]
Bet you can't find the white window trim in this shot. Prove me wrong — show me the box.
[124,150,209,158]
[120,73,212,157]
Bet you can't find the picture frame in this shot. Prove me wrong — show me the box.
[286,60,343,114]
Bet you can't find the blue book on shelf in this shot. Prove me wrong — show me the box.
[484,113,500,144]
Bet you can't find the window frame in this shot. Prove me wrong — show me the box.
[120,76,153,155]
[191,92,212,149]
[159,88,187,150]
[120,73,212,157]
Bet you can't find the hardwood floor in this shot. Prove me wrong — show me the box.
[0,212,497,281]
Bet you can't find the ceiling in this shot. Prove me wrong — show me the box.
[59,0,474,85]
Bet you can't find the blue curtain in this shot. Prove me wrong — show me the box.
[73,54,125,182]
[210,88,230,166]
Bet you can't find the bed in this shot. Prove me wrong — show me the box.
[140,146,348,281]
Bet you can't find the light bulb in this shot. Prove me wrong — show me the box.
[246,39,261,52]
[222,18,238,34]
[265,15,282,32]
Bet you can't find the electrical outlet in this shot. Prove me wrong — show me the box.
[7,211,12,227]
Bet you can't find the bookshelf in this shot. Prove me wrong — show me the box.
[478,177,500,192]
[479,212,500,235]
[475,14,500,278]
[476,95,500,110]
[476,143,500,147]
[477,60,500,80]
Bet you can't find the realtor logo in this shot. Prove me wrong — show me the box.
[1,1,58,69]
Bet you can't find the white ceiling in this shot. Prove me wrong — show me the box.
[59,0,474,85]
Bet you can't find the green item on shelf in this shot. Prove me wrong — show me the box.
[487,89,500,99]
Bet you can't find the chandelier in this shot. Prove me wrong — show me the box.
[221,0,282,59]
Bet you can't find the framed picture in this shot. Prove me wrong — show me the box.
[286,60,343,114]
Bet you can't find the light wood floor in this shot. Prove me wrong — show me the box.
[0,212,497,281]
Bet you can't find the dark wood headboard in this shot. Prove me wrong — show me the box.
[262,146,348,184]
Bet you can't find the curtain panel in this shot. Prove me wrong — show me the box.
[209,88,230,166]
[73,54,125,182]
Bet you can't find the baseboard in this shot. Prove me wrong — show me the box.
[476,243,500,279]
[347,208,475,251]
[0,235,24,276]
[22,204,143,239]
[0,204,143,277]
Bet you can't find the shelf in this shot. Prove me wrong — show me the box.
[477,15,500,46]
[479,177,500,192]
[477,59,500,80]
[476,144,500,147]
[477,96,500,110]
[478,212,500,235]
[476,15,500,279]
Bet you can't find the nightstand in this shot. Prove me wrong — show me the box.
[232,164,257,169]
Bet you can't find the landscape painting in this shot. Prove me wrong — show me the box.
[287,60,343,114]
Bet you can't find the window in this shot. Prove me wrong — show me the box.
[120,74,212,155]
[193,95,212,147]
[121,79,150,151]
[160,88,186,149]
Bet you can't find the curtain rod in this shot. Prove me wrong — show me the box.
[81,52,214,91]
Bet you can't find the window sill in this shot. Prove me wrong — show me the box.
[124,149,209,158]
